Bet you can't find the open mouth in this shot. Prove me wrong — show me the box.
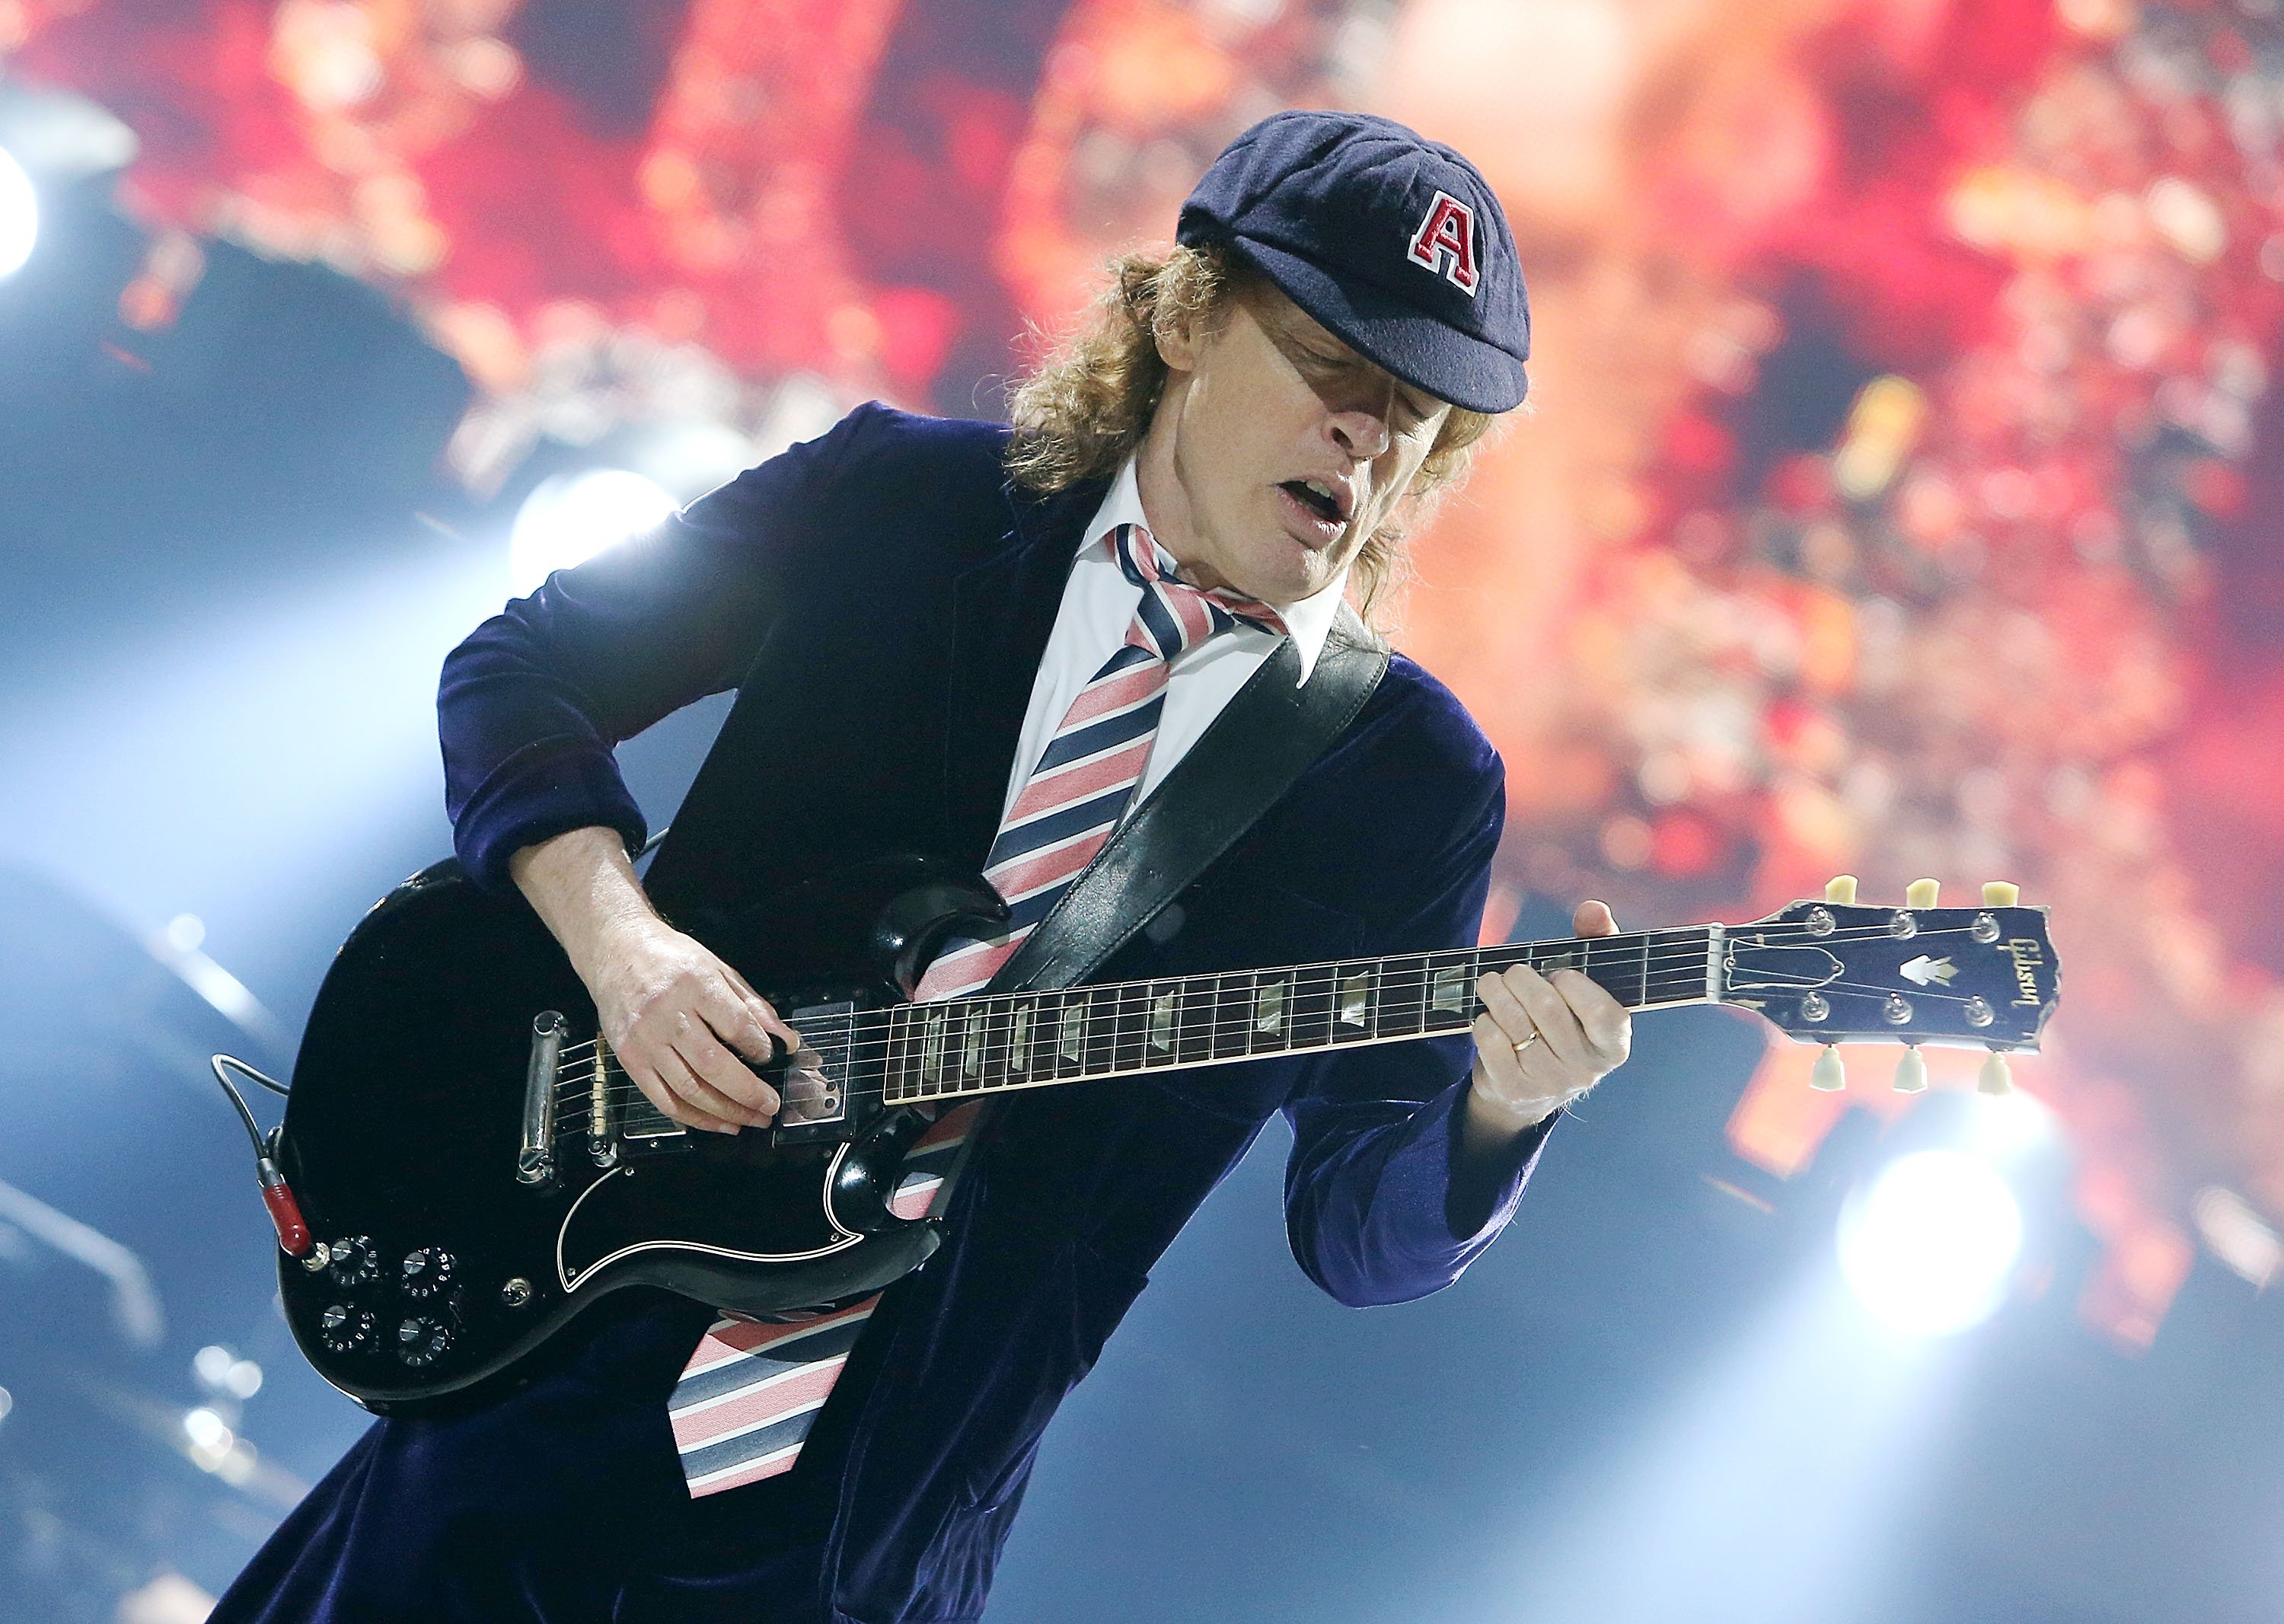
[1279,478,1344,525]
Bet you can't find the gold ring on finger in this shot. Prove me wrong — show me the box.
[1512,1032,1541,1056]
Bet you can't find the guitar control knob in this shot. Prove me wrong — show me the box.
[317,1303,376,1354]
[395,1315,455,1367]
[327,1236,379,1289]
[398,1248,457,1300]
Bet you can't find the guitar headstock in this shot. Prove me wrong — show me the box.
[1718,876,2059,1094]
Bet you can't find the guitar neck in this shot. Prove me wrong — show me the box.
[879,926,1721,1107]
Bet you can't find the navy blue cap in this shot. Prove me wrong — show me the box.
[1178,110,1530,414]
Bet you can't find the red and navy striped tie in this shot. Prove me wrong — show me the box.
[913,522,1289,1002]
[668,522,1284,1498]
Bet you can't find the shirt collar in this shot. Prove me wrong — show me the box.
[1078,458,1350,685]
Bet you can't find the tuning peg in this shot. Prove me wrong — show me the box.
[1982,881,2020,907]
[1824,875,1858,905]
[1893,1047,1928,1093]
[1978,1051,2014,1095]
[1905,878,1940,909]
[1810,1046,1846,1091]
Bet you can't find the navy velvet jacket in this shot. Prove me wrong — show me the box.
[437,403,1550,1621]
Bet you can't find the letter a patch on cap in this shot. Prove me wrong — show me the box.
[1406,190,1479,296]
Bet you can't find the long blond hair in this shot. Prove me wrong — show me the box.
[1004,242,1498,624]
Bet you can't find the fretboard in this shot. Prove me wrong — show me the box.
[879,927,1718,1106]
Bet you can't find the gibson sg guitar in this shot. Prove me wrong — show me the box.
[216,857,2059,1412]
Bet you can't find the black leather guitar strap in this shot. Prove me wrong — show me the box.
[987,607,1391,997]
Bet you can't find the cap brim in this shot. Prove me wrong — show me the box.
[1230,234,1529,414]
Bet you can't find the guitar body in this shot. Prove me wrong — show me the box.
[275,856,1003,1414]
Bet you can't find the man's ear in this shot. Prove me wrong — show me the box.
[1154,304,1206,374]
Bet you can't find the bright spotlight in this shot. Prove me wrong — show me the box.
[1837,1149,2022,1336]
[0,147,37,279]
[509,469,678,596]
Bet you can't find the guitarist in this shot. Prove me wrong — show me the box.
[214,111,1632,1623]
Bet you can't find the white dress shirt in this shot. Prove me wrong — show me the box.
[1000,458,1350,825]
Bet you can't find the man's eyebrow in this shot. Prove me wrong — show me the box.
[1260,305,1441,417]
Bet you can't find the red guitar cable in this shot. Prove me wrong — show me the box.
[211,1054,313,1258]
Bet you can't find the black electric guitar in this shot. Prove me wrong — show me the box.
[269,857,2058,1412]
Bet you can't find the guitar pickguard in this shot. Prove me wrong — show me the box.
[555,1143,866,1291]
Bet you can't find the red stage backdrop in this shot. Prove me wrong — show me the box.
[14,0,2284,1343]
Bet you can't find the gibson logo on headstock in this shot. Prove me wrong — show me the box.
[2007,938,2046,1007]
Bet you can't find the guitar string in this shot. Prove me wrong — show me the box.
[544,965,2021,1119]
[540,919,2018,1089]
[528,920,2037,1122]
[542,933,2020,1090]
[544,946,1725,1081]
[541,916,2011,1067]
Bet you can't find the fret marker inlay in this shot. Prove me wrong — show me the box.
[1431,966,1467,1013]
[1060,1002,1086,1062]
[1339,972,1369,1028]
[1009,1005,1030,1073]
[1255,980,1286,1033]
[923,1008,946,1083]
[1150,991,1175,1052]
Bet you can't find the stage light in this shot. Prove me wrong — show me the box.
[1968,1083,2054,1160]
[509,469,678,596]
[1838,1149,2022,1336]
[0,147,38,279]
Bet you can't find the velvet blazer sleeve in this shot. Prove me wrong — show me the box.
[1278,700,1552,1309]
[438,406,876,892]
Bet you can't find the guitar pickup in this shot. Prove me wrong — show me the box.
[769,1000,859,1147]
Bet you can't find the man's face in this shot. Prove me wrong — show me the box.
[1144,281,1453,608]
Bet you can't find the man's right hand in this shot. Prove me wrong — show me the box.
[508,825,811,1136]
[587,915,799,1134]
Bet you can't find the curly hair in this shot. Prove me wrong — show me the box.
[1003,242,1498,624]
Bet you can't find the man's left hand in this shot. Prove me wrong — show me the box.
[1466,899,1633,1139]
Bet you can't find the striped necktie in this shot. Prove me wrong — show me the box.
[667,522,1285,1498]
[913,522,1289,1003]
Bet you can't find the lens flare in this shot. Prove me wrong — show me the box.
[0,148,38,279]
[1837,1149,2023,1335]
[509,470,678,596]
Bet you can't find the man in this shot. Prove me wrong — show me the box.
[214,110,1630,1623]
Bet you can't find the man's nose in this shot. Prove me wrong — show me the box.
[1327,403,1392,461]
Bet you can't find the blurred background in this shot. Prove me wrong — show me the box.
[2,0,2281,1618]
